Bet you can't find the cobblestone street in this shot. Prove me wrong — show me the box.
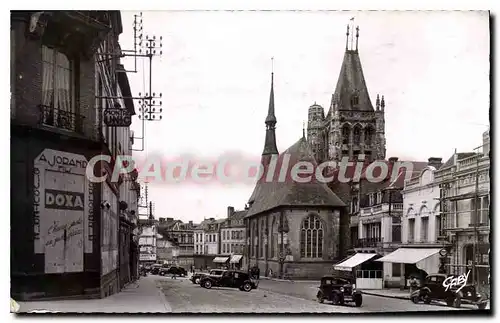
[158,276,474,313]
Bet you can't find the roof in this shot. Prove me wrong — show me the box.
[246,137,346,218]
[333,50,374,111]
[441,152,477,169]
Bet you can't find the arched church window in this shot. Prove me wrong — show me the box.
[365,127,374,146]
[300,214,324,258]
[270,218,275,258]
[341,124,350,145]
[353,126,361,145]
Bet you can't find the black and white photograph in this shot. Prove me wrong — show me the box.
[8,6,491,315]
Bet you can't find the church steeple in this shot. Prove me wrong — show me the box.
[262,62,278,156]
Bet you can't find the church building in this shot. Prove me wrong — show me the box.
[244,70,346,279]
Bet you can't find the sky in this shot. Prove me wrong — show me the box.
[117,10,490,224]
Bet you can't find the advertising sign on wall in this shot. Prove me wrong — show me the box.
[140,254,157,261]
[33,149,91,274]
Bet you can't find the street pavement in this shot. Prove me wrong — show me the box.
[158,276,475,313]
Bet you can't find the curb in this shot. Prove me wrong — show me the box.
[361,291,410,301]
[261,277,317,283]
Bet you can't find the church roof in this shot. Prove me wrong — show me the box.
[440,152,477,169]
[246,137,346,218]
[333,50,374,111]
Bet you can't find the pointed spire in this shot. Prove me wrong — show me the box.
[346,24,350,50]
[265,58,277,125]
[381,95,385,111]
[303,121,306,139]
[262,58,278,156]
[355,26,359,51]
[376,94,380,110]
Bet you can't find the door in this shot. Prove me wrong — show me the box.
[220,271,233,287]
[43,170,85,273]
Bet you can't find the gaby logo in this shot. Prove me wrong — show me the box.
[45,189,84,211]
[442,270,470,294]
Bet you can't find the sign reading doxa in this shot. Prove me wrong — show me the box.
[45,189,84,211]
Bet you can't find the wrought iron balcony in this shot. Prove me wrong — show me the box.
[353,237,382,248]
[39,105,85,134]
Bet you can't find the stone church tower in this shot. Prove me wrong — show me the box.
[307,25,386,164]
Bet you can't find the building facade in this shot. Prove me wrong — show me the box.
[11,11,139,300]
[220,206,247,269]
[157,218,196,267]
[138,220,158,265]
[434,131,490,287]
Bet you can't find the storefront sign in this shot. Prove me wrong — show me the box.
[140,254,157,261]
[33,149,91,273]
[443,270,470,293]
[104,108,132,127]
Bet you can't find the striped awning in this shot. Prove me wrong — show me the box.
[213,257,229,263]
[230,255,243,263]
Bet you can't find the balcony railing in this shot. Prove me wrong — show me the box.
[39,105,85,134]
[360,203,403,216]
[353,237,382,248]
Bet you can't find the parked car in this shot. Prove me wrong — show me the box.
[191,269,224,284]
[410,273,488,309]
[316,276,362,307]
[200,270,258,292]
[150,264,163,275]
[160,266,187,277]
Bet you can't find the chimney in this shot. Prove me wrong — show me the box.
[388,157,398,163]
[166,217,174,222]
[428,157,443,169]
[159,217,166,223]
[209,217,215,221]
[227,206,235,218]
[189,220,193,227]
[244,204,249,210]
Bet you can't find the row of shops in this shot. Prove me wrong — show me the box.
[333,247,484,290]
[194,254,244,270]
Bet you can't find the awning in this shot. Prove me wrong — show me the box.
[213,257,229,263]
[376,248,441,264]
[230,255,243,263]
[333,253,378,271]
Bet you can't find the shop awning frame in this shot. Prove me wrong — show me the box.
[333,253,378,271]
[213,257,230,263]
[375,248,442,264]
[229,255,243,264]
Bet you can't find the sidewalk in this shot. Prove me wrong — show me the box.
[361,289,410,300]
[15,276,172,313]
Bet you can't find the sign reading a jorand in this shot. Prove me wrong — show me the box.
[33,149,92,274]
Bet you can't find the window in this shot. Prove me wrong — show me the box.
[369,194,374,206]
[376,192,382,204]
[42,46,77,130]
[342,125,350,145]
[351,95,359,107]
[353,126,361,145]
[270,218,275,258]
[421,217,429,242]
[408,218,415,242]
[365,127,374,146]
[480,196,489,225]
[223,231,226,240]
[351,197,358,214]
[300,214,324,258]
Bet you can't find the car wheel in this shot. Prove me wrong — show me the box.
[331,293,339,305]
[195,278,200,284]
[243,283,252,292]
[411,295,420,304]
[453,297,461,308]
[423,295,431,304]
[203,280,212,289]
[354,295,362,307]
[317,292,324,303]
[477,302,487,310]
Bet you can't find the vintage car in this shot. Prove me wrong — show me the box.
[159,266,187,277]
[200,270,258,292]
[410,273,488,309]
[191,269,224,284]
[316,276,362,307]
[150,264,163,275]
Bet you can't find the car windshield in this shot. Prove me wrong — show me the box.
[210,270,223,275]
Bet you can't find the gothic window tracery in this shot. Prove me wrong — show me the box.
[341,124,350,145]
[300,214,324,258]
[365,127,374,146]
[353,125,362,145]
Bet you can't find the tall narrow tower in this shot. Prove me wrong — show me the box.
[327,24,386,162]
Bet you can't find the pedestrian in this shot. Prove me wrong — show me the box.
[256,266,260,280]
